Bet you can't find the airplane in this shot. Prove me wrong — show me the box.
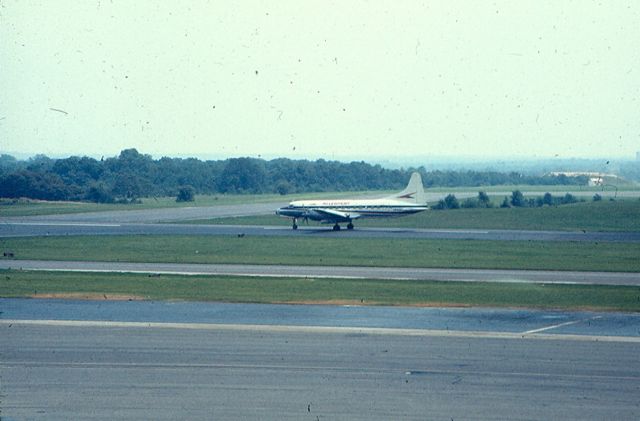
[275,172,428,231]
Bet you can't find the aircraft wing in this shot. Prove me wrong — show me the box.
[313,208,361,222]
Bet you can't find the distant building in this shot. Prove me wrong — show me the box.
[589,177,604,187]
[549,171,618,187]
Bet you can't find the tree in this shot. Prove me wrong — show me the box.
[561,193,578,205]
[0,154,19,174]
[477,191,492,208]
[111,172,144,202]
[500,196,511,208]
[0,150,602,202]
[85,182,114,203]
[542,192,554,206]
[218,158,266,193]
[0,170,73,200]
[440,194,460,209]
[26,154,54,172]
[510,190,526,207]
[275,180,293,195]
[593,193,602,201]
[176,185,195,202]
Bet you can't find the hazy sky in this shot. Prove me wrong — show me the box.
[1,1,639,161]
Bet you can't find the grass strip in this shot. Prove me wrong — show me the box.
[1,235,639,272]
[1,270,639,312]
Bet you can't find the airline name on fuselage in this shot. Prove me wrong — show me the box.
[292,201,352,207]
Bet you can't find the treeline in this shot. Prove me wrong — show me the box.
[0,149,589,203]
[434,190,586,210]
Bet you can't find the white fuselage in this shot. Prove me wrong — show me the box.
[277,198,428,222]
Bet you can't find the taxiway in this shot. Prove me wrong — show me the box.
[1,299,639,420]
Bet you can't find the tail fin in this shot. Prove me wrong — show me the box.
[389,172,426,204]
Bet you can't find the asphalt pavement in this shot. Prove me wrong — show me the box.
[2,221,640,242]
[1,299,639,420]
[2,259,639,285]
[2,298,640,337]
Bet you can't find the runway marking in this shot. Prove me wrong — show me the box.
[15,267,368,280]
[418,229,491,234]
[3,261,638,285]
[2,319,638,343]
[522,316,603,334]
[6,222,122,227]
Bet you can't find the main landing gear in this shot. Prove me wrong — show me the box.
[332,222,354,231]
[291,218,354,231]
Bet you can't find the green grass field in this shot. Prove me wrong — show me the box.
[2,270,639,311]
[1,235,638,272]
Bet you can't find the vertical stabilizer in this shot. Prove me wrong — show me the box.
[390,172,426,204]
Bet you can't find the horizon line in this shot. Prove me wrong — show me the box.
[3,150,638,163]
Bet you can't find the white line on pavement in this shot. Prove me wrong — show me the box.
[522,316,603,335]
[2,319,637,343]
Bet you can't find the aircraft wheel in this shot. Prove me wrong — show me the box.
[293,224,298,230]
[347,223,354,230]
[332,224,341,231]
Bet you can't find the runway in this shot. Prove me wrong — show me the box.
[2,221,640,242]
[2,259,639,285]
[2,299,639,420]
